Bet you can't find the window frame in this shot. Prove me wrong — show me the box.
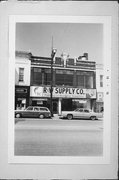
[100,75,103,87]
[19,67,24,82]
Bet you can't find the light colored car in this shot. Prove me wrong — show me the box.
[59,108,103,120]
[15,106,51,119]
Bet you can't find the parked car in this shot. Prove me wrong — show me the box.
[15,106,51,119]
[59,108,103,120]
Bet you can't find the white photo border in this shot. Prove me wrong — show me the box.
[8,15,111,164]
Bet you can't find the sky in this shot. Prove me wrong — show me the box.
[16,23,103,64]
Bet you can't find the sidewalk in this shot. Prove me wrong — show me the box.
[52,114,60,120]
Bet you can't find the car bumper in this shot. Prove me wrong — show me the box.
[59,115,67,119]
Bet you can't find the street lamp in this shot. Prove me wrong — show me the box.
[50,48,57,117]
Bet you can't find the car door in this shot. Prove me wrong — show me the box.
[39,107,48,117]
[74,108,84,119]
[33,107,40,117]
[23,106,34,118]
[83,109,90,119]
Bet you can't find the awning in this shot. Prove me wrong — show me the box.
[31,98,47,101]
[72,99,87,103]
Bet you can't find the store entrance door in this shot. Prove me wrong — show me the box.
[16,98,26,110]
[62,99,72,111]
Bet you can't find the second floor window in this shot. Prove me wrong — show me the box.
[44,69,51,85]
[31,67,42,85]
[76,75,85,88]
[100,75,103,87]
[76,71,94,89]
[55,70,73,86]
[19,68,24,82]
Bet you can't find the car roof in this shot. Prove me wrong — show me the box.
[76,108,91,110]
[27,106,49,109]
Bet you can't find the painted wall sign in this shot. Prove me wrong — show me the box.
[30,86,96,99]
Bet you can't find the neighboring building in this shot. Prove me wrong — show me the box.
[15,51,31,110]
[29,52,97,115]
[95,64,104,112]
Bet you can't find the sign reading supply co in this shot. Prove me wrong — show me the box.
[30,86,96,99]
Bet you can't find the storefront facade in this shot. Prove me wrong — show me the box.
[15,51,31,109]
[15,85,30,110]
[30,86,96,114]
[95,92,104,112]
[29,52,97,114]
[95,64,104,112]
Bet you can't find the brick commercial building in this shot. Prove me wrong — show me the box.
[15,51,97,115]
[29,52,96,115]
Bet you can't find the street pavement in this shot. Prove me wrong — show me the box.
[15,116,103,156]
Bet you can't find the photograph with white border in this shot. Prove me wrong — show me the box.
[8,15,111,164]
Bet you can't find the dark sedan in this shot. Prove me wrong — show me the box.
[15,106,51,119]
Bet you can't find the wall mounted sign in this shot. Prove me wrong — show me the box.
[30,86,96,99]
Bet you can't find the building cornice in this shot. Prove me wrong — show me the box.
[15,51,32,59]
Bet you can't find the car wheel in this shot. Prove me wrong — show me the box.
[39,114,44,119]
[90,116,96,120]
[15,113,21,118]
[67,114,73,120]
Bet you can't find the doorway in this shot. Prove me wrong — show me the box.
[53,100,58,114]
[62,99,72,111]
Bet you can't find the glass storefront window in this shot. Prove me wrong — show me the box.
[72,99,87,109]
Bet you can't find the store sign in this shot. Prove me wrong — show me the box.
[97,92,103,102]
[16,88,27,93]
[37,100,43,105]
[30,86,96,99]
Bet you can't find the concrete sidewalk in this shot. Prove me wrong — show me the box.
[52,114,60,120]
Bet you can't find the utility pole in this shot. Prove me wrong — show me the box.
[50,37,57,117]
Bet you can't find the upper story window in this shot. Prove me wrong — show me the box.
[44,69,51,85]
[76,75,85,88]
[55,69,73,86]
[76,71,94,88]
[100,75,103,87]
[31,67,42,85]
[19,68,24,82]
[85,75,93,88]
